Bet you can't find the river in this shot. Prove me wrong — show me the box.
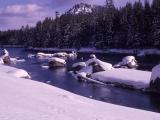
[1,48,160,113]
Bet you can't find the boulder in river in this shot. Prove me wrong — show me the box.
[150,64,160,92]
[49,57,66,68]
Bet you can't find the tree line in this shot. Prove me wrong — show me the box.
[0,0,160,49]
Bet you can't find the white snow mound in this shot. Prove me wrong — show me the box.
[86,58,113,71]
[49,57,66,64]
[72,62,86,68]
[91,68,151,89]
[151,64,160,83]
[7,69,31,79]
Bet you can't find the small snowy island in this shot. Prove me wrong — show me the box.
[0,64,160,120]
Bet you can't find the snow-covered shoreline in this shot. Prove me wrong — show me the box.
[27,47,160,55]
[0,45,24,48]
[0,64,160,120]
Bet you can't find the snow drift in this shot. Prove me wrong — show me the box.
[0,65,159,120]
[0,65,30,79]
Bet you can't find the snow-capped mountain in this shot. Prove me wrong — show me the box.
[67,3,92,15]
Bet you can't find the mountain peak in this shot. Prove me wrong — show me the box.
[67,3,92,15]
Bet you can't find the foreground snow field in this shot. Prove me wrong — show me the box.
[0,65,160,120]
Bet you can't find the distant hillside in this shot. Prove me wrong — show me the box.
[0,0,160,49]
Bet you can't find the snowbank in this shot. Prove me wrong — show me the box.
[137,49,160,56]
[0,65,159,120]
[91,68,151,89]
[0,65,30,79]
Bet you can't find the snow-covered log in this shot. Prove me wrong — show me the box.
[49,57,66,68]
[91,68,151,89]
[76,72,106,85]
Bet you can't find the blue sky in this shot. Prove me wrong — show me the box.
[0,0,152,31]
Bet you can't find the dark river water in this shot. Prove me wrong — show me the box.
[1,48,160,113]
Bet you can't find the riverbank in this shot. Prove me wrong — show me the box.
[27,47,160,56]
[0,64,160,120]
[0,45,24,48]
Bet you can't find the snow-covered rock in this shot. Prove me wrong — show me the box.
[0,58,4,64]
[7,69,31,79]
[71,62,87,71]
[150,64,160,92]
[2,49,9,56]
[49,57,66,68]
[72,62,86,68]
[151,64,160,83]
[34,51,77,62]
[0,49,11,64]
[0,65,159,120]
[78,66,93,76]
[114,56,138,68]
[53,52,68,57]
[86,57,113,71]
[95,59,113,71]
[91,68,151,89]
[71,56,113,84]
[77,72,87,78]
[10,58,25,63]
[66,51,77,58]
[36,52,53,58]
[0,49,25,64]
[0,64,30,79]
[53,51,77,58]
[28,54,35,58]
